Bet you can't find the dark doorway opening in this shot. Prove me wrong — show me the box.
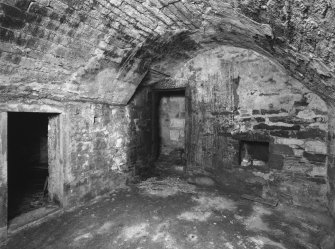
[152,89,186,166]
[239,140,269,167]
[7,112,56,221]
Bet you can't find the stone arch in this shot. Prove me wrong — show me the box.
[130,27,335,219]
[133,26,334,105]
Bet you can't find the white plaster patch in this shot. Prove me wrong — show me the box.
[156,233,179,249]
[111,157,124,171]
[121,223,149,241]
[152,222,168,242]
[249,236,287,249]
[244,205,272,232]
[151,222,180,249]
[275,138,304,146]
[170,118,185,128]
[266,120,295,127]
[308,122,328,131]
[178,211,212,222]
[305,141,327,154]
[116,138,123,148]
[178,194,237,222]
[194,196,236,212]
[73,232,93,242]
[97,221,114,235]
[297,109,317,120]
[224,242,234,249]
[305,93,328,112]
[169,130,181,141]
[173,165,184,172]
[239,109,253,116]
[310,166,327,177]
[252,172,273,181]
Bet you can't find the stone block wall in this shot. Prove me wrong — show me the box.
[0,99,137,241]
[173,46,329,211]
[0,113,7,242]
[0,99,134,209]
[64,103,131,206]
[328,106,335,219]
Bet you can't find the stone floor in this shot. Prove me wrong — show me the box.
[3,162,334,249]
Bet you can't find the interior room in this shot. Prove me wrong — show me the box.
[0,1,334,249]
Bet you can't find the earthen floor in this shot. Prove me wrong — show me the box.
[3,171,333,249]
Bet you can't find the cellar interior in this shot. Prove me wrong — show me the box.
[0,0,335,249]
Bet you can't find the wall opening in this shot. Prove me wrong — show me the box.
[152,89,186,165]
[7,112,59,222]
[239,141,269,168]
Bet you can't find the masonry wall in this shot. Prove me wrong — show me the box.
[174,46,329,211]
[64,103,131,206]
[0,100,133,210]
[0,113,7,242]
[328,107,335,219]
[0,86,167,241]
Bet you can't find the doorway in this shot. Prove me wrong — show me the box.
[152,89,186,166]
[7,112,59,221]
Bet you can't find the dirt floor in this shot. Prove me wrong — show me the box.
[3,162,334,249]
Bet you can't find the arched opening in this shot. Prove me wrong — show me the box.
[131,43,332,213]
[123,22,335,222]
[127,41,335,247]
[152,88,186,164]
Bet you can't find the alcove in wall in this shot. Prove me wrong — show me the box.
[152,89,186,165]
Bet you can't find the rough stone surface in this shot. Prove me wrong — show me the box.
[0,100,133,227]
[0,113,7,242]
[0,0,335,239]
[1,0,335,105]
[327,107,335,219]
[171,46,329,211]
[65,103,131,206]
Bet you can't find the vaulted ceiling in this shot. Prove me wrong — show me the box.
[1,0,335,104]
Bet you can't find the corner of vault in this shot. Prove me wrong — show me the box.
[67,46,150,105]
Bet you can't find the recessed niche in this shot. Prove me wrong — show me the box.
[239,140,269,167]
[152,89,186,164]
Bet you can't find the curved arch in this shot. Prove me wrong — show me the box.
[134,23,334,104]
[1,0,334,105]
[127,17,335,219]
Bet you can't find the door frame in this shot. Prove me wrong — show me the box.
[0,105,65,241]
[151,87,187,163]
